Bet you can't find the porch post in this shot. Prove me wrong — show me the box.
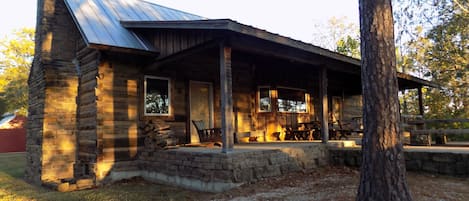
[418,87,424,116]
[319,67,329,143]
[219,42,234,153]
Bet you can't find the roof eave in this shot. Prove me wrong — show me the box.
[88,43,159,57]
[120,19,361,66]
[397,72,440,88]
[121,20,438,89]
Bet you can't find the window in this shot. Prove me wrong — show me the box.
[144,76,170,116]
[258,87,271,112]
[277,87,306,113]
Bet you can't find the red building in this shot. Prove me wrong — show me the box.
[0,114,26,153]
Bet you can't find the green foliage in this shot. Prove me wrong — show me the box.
[0,28,34,115]
[0,97,6,115]
[395,0,468,119]
[424,1,468,118]
[311,16,359,51]
[336,35,360,59]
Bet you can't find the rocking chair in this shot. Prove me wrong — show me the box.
[191,120,222,144]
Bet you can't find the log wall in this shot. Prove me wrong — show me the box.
[75,43,99,178]
[95,57,141,182]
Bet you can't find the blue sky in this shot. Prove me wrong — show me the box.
[0,0,359,43]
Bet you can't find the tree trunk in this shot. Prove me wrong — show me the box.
[357,0,413,200]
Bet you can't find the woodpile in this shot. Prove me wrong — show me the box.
[141,120,178,150]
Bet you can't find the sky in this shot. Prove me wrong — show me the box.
[0,0,359,44]
[0,0,37,39]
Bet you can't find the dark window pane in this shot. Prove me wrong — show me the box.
[277,88,306,113]
[259,87,271,112]
[145,77,169,115]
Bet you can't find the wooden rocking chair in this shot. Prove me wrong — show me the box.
[191,120,222,146]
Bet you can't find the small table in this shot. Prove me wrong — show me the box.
[285,121,321,140]
[288,129,313,140]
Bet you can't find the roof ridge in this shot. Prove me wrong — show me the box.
[139,0,207,20]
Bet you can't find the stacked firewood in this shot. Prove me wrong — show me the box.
[141,120,178,151]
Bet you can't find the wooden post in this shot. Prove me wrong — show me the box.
[319,67,329,143]
[418,87,424,116]
[219,43,234,153]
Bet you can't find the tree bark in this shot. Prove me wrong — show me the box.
[357,0,413,200]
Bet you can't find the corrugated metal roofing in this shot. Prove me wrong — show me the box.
[0,114,16,128]
[65,0,205,52]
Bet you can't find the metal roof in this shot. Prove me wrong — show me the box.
[64,0,205,53]
[0,114,16,128]
[64,0,436,89]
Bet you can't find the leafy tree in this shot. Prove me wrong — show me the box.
[357,0,412,200]
[425,1,468,118]
[0,28,34,115]
[336,35,361,59]
[396,0,468,119]
[311,16,359,51]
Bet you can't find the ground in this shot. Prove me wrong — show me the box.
[1,152,469,201]
[207,166,469,201]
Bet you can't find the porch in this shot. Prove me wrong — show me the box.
[139,30,434,152]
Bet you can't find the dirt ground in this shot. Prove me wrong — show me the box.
[185,166,469,201]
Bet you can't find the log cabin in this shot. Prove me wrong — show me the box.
[26,0,437,191]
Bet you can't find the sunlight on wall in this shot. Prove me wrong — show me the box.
[128,79,138,157]
[254,90,314,142]
[42,78,78,182]
[42,32,53,56]
[96,61,114,181]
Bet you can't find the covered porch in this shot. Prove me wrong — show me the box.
[131,19,435,152]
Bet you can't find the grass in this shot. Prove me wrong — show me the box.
[0,152,208,201]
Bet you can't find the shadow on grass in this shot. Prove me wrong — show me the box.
[0,152,211,201]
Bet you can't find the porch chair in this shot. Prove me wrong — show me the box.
[191,120,222,145]
[333,120,353,140]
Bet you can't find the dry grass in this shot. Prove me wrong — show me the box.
[0,152,208,201]
[1,152,469,201]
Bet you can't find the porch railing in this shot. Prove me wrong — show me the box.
[401,115,469,146]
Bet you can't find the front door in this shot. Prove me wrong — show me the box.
[332,96,343,122]
[190,81,214,143]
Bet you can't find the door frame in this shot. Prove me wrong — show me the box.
[188,80,214,141]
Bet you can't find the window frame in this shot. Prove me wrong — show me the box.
[257,86,272,112]
[144,75,171,116]
[276,86,308,113]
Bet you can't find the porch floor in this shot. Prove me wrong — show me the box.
[176,140,362,153]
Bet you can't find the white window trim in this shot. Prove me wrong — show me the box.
[258,86,272,112]
[144,75,171,116]
[277,86,308,114]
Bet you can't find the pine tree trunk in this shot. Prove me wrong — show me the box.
[357,0,413,200]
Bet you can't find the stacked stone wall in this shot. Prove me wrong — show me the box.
[26,0,80,184]
[329,148,469,176]
[137,143,328,192]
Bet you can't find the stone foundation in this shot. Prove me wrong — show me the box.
[105,143,329,192]
[329,147,469,176]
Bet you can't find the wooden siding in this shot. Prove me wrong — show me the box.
[142,29,216,58]
[343,95,363,121]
